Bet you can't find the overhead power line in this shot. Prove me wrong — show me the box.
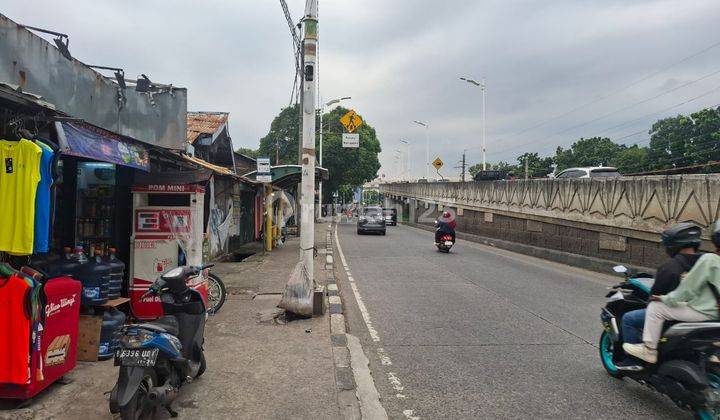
[487,83,720,156]
[490,38,720,145]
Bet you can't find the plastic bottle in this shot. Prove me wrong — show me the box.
[98,308,126,360]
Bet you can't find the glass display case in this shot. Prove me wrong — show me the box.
[75,162,116,254]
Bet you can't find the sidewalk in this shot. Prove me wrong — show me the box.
[1,224,340,420]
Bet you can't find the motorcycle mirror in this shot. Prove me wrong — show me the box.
[613,265,628,274]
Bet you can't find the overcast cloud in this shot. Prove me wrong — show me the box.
[4,0,720,179]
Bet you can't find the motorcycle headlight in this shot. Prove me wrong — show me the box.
[119,330,155,349]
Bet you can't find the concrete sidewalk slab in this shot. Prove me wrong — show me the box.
[1,226,340,419]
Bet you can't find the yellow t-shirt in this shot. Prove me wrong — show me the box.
[0,139,42,255]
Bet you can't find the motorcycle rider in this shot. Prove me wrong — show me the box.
[435,210,456,244]
[616,223,703,370]
[624,220,720,364]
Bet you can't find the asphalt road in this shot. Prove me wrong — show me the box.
[336,221,690,419]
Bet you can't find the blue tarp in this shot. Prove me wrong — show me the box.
[61,122,150,171]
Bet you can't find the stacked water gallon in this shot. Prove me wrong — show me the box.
[105,248,125,299]
[98,308,126,360]
[73,247,111,306]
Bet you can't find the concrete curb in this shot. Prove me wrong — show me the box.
[325,220,362,419]
[405,221,655,275]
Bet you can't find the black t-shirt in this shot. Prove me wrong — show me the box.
[650,253,703,296]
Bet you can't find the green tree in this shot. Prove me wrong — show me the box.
[258,104,300,165]
[647,115,693,169]
[235,147,258,158]
[687,107,720,166]
[609,145,649,174]
[320,106,381,202]
[469,161,519,178]
[516,152,554,177]
[554,137,624,171]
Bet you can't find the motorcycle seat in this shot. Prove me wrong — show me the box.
[663,320,720,339]
[146,316,180,336]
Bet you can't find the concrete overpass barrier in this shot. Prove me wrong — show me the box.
[380,175,720,270]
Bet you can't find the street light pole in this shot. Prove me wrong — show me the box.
[413,120,429,179]
[400,139,410,178]
[317,96,350,219]
[460,77,487,170]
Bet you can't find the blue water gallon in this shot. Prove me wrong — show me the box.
[98,308,127,360]
[104,248,125,299]
[74,249,111,306]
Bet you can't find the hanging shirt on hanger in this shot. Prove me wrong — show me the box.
[34,142,54,254]
[0,139,42,255]
[0,274,32,384]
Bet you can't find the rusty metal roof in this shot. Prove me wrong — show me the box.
[181,154,259,185]
[186,112,229,144]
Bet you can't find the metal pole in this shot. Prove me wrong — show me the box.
[318,103,323,220]
[425,125,430,179]
[482,78,486,171]
[300,0,318,282]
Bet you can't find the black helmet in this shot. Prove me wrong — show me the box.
[712,220,720,249]
[661,222,702,256]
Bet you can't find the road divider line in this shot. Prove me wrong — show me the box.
[335,223,420,418]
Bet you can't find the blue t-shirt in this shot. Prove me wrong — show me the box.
[33,143,54,253]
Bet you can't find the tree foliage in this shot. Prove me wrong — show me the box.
[258,104,300,165]
[254,105,381,201]
[235,147,258,158]
[467,106,720,176]
[321,106,381,201]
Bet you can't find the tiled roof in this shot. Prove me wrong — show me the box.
[186,112,229,144]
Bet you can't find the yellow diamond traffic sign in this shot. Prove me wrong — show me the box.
[340,110,363,133]
[432,157,443,170]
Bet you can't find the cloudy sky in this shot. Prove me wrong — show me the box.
[5,0,720,179]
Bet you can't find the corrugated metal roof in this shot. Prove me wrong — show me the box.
[186,112,229,144]
[181,154,259,185]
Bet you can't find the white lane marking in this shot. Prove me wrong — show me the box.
[349,281,380,342]
[335,224,418,417]
[403,409,420,420]
[377,347,392,366]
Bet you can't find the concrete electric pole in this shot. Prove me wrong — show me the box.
[300,0,318,283]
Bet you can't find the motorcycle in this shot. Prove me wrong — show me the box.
[599,265,720,419]
[109,264,212,419]
[434,221,454,253]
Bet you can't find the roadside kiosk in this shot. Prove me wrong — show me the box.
[129,184,208,320]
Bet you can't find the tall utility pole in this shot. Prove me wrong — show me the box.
[460,77,487,170]
[461,150,467,182]
[413,120,430,179]
[300,0,318,283]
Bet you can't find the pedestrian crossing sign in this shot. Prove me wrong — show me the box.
[340,110,363,133]
[433,157,443,170]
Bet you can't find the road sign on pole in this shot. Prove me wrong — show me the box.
[340,110,363,133]
[257,157,272,183]
[342,133,360,148]
[432,157,444,170]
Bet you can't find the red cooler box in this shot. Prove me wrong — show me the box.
[0,276,81,399]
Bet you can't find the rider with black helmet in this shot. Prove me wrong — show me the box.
[616,222,703,370]
[624,221,720,365]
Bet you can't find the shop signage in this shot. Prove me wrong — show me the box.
[61,122,150,171]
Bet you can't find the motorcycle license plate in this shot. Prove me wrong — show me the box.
[444,241,453,246]
[114,348,159,367]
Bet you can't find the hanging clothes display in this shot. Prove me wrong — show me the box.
[33,141,54,253]
[0,139,42,255]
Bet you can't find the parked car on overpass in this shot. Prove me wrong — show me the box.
[553,166,620,179]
